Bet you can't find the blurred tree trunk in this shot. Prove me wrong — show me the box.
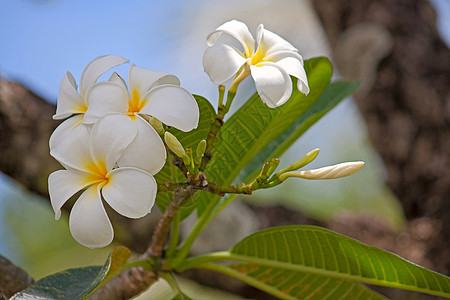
[313,0,450,276]
[0,77,60,196]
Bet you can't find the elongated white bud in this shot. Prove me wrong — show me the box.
[164,132,186,158]
[279,161,364,181]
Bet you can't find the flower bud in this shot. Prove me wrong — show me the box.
[184,147,192,167]
[259,158,280,181]
[164,132,186,158]
[267,158,280,176]
[275,148,320,177]
[147,116,165,135]
[194,139,207,165]
[279,161,364,181]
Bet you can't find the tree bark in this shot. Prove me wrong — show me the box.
[313,0,450,275]
[89,267,157,300]
[0,77,60,196]
[0,254,34,298]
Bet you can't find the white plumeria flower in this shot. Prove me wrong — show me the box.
[49,55,129,160]
[203,20,310,108]
[49,114,157,248]
[82,64,199,173]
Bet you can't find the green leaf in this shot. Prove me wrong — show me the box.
[207,263,386,300]
[170,95,216,150]
[155,95,216,219]
[196,57,333,215]
[90,246,132,293]
[235,80,360,184]
[11,266,102,300]
[230,226,450,298]
[11,246,131,300]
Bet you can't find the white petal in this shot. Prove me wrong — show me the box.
[207,20,255,57]
[48,169,93,220]
[83,82,129,124]
[117,115,166,175]
[79,55,129,97]
[69,184,113,248]
[89,114,138,171]
[269,52,309,95]
[250,62,292,108]
[109,72,128,89]
[53,72,85,120]
[139,85,199,132]
[50,115,93,172]
[256,25,298,57]
[128,64,180,97]
[102,167,156,218]
[202,43,247,84]
[50,114,82,150]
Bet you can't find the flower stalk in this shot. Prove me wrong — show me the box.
[147,186,196,258]
[273,148,320,177]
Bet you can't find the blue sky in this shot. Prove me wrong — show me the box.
[1,0,448,103]
[0,0,195,101]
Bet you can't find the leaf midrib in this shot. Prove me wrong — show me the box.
[180,251,450,298]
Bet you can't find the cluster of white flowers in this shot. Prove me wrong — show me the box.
[49,55,199,248]
[48,20,314,248]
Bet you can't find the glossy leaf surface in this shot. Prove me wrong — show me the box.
[229,226,450,298]
[11,246,131,300]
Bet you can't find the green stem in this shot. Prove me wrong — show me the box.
[209,183,253,195]
[193,263,293,300]
[160,272,183,296]
[166,211,180,258]
[175,251,231,271]
[200,75,247,172]
[147,186,196,258]
[199,113,224,172]
[222,90,236,115]
[170,198,219,268]
[217,85,225,107]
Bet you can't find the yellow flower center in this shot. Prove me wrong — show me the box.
[250,51,264,65]
[250,44,267,66]
[127,88,145,115]
[73,102,88,114]
[85,161,110,186]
